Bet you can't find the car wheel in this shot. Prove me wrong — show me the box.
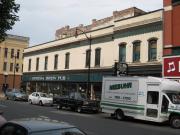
[13,96,16,101]
[57,104,62,110]
[77,107,81,113]
[39,101,43,106]
[115,110,124,120]
[29,99,32,104]
[170,116,180,128]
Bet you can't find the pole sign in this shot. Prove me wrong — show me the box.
[163,56,180,78]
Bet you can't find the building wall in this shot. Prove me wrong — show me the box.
[0,35,29,91]
[163,0,180,56]
[23,10,163,73]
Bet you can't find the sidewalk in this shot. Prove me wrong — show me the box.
[0,93,6,100]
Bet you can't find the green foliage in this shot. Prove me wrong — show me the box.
[0,0,20,42]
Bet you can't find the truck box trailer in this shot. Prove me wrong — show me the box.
[101,76,180,128]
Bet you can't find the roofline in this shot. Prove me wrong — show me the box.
[114,8,163,23]
[6,34,30,42]
[26,8,163,51]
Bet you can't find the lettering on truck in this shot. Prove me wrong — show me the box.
[109,82,132,90]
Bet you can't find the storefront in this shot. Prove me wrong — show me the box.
[23,64,162,99]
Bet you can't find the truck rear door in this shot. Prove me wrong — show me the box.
[145,84,161,121]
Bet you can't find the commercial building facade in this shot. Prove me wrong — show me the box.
[23,7,163,99]
[163,0,180,79]
[0,35,29,94]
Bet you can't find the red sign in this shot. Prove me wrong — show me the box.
[163,56,180,78]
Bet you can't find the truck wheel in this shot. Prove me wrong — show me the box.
[170,116,180,128]
[57,104,62,110]
[115,110,124,120]
[77,107,81,113]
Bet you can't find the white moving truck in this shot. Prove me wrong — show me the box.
[101,76,180,128]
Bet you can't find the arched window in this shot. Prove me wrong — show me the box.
[119,43,126,63]
[133,40,141,62]
[148,38,157,61]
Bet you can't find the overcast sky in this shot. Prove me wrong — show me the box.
[9,0,163,46]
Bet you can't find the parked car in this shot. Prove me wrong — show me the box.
[6,89,28,101]
[0,118,86,135]
[28,92,53,106]
[54,92,100,113]
[0,111,6,128]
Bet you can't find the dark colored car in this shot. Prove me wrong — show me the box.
[53,92,100,113]
[6,89,28,101]
[0,118,86,135]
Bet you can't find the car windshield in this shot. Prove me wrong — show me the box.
[40,93,48,97]
[31,128,86,135]
[166,92,180,104]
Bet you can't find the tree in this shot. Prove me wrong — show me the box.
[0,0,20,42]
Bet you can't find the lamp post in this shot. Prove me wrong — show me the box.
[3,72,8,85]
[13,55,19,89]
[3,72,8,95]
[75,28,92,99]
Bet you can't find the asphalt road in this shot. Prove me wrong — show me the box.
[0,100,180,135]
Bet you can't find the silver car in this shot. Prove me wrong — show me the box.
[0,118,86,135]
[6,89,28,101]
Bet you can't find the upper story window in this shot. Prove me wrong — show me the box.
[28,59,31,71]
[16,63,19,72]
[10,63,13,72]
[11,49,14,58]
[36,57,39,71]
[65,52,70,69]
[17,49,20,59]
[3,62,7,71]
[54,54,58,70]
[95,48,101,67]
[148,38,157,61]
[172,0,180,4]
[133,40,141,62]
[85,49,90,68]
[44,56,48,70]
[119,43,126,63]
[4,48,8,58]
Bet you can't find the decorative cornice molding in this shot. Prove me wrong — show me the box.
[114,17,162,31]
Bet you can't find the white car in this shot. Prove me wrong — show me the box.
[28,92,53,106]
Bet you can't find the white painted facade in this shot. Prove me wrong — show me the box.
[23,10,163,73]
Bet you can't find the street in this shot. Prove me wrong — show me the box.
[0,100,179,135]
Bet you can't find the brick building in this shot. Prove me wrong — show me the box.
[0,35,29,94]
[163,0,180,79]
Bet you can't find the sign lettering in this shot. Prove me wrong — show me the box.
[109,82,132,90]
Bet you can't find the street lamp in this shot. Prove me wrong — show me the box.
[3,72,8,85]
[12,55,19,89]
[75,28,92,99]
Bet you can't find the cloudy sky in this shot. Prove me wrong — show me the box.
[9,0,163,46]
